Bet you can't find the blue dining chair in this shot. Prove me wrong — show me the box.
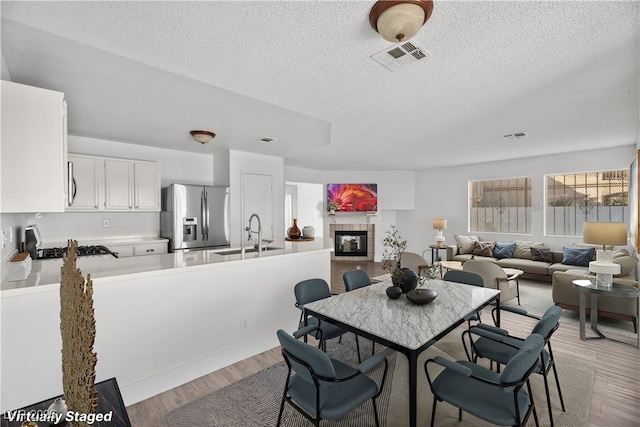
[425,333,544,427]
[342,269,372,292]
[276,327,389,427]
[443,270,485,328]
[342,269,375,362]
[462,305,565,427]
[294,278,349,353]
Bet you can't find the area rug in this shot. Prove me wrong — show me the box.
[166,328,594,426]
[165,334,395,426]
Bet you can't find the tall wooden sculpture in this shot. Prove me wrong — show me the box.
[60,240,98,426]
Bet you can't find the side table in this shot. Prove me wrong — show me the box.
[427,245,448,264]
[571,280,640,348]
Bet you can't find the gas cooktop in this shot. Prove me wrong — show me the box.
[37,245,118,259]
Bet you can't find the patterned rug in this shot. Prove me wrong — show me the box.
[166,335,395,426]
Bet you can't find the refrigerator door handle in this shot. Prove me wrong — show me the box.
[204,190,208,241]
[201,192,206,242]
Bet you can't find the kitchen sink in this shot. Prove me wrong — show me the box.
[214,247,282,256]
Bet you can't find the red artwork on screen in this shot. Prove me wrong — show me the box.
[327,184,378,212]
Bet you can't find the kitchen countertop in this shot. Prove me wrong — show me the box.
[1,238,334,293]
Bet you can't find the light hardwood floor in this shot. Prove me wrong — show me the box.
[127,261,640,426]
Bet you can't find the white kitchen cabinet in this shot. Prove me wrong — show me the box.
[1,81,68,212]
[134,162,161,211]
[105,159,134,210]
[67,155,160,211]
[107,241,167,258]
[133,242,167,256]
[67,154,102,210]
[104,158,160,211]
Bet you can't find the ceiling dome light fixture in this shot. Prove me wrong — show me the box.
[190,130,216,144]
[369,0,434,43]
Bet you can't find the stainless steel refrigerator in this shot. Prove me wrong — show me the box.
[160,184,230,252]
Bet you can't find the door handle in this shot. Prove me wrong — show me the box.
[67,161,74,206]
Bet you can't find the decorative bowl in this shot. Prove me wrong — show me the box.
[406,288,437,305]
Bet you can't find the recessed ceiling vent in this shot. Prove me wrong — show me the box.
[502,132,529,140]
[371,39,431,72]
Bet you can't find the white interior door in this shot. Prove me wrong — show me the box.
[242,172,273,243]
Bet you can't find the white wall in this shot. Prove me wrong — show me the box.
[397,145,638,255]
[229,151,284,247]
[285,181,323,237]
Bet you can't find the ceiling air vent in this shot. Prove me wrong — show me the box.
[371,39,431,72]
[502,132,529,140]
[258,137,276,144]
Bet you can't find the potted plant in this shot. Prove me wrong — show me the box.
[327,201,339,214]
[381,226,416,293]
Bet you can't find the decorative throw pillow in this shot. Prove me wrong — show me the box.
[493,242,516,259]
[561,247,595,267]
[530,247,553,263]
[472,241,495,257]
[612,255,638,277]
[513,241,545,259]
[454,235,479,255]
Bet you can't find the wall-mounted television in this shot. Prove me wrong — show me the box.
[327,183,378,212]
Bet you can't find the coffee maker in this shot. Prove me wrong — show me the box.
[23,224,41,259]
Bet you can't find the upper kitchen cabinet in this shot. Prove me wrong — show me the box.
[134,161,161,210]
[1,81,68,212]
[67,154,102,210]
[104,158,160,211]
[105,158,134,210]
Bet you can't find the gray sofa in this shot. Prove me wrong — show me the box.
[446,236,638,282]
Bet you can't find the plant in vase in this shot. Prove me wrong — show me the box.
[327,201,339,214]
[381,226,416,293]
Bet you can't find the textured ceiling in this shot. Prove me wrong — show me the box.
[1,1,639,171]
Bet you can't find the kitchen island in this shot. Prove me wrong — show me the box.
[1,238,332,412]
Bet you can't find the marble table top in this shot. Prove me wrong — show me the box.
[304,280,500,351]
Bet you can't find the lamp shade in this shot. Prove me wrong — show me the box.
[583,222,627,247]
[433,219,447,230]
[369,0,434,43]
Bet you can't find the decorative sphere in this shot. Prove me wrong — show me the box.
[386,286,402,299]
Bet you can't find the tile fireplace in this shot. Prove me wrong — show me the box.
[330,224,374,261]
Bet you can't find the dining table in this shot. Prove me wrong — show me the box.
[303,279,501,427]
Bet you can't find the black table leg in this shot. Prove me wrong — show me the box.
[408,350,418,427]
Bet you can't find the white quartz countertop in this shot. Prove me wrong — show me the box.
[1,238,333,293]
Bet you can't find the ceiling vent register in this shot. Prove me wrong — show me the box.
[502,132,529,140]
[371,39,431,72]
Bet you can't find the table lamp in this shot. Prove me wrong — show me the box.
[583,222,627,287]
[433,219,447,248]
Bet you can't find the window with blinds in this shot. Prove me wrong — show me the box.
[469,177,532,234]
[545,170,629,236]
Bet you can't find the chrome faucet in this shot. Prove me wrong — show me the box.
[245,213,262,256]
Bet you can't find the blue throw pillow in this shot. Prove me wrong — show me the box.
[493,242,516,259]
[561,247,595,267]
